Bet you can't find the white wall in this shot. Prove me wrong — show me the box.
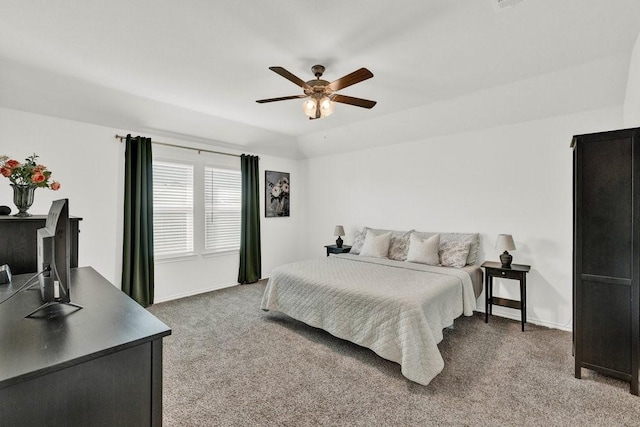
[0,107,302,301]
[300,107,623,330]
[0,107,125,284]
[624,33,640,127]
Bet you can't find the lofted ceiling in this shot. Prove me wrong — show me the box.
[0,0,639,158]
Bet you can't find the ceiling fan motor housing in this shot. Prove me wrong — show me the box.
[304,80,332,99]
[305,65,332,99]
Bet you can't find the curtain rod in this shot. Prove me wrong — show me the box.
[115,134,244,159]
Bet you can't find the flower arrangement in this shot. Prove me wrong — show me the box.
[0,154,60,190]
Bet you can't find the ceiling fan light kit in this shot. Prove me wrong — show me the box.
[302,96,335,119]
[257,64,376,120]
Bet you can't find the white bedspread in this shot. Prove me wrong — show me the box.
[261,253,477,385]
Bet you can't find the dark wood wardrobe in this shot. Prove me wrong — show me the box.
[573,127,640,395]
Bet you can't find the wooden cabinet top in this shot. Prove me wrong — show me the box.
[481,261,531,272]
[0,215,82,222]
[0,267,171,389]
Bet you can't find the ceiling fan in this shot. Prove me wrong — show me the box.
[256,65,377,120]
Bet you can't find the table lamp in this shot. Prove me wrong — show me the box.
[334,225,345,248]
[496,234,516,268]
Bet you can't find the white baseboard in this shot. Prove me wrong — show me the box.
[154,281,239,304]
[480,306,572,332]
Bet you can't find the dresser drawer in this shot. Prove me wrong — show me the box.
[487,268,523,280]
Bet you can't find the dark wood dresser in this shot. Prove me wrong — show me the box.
[0,267,171,426]
[0,215,81,274]
[572,127,640,395]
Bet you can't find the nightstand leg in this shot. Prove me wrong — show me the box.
[520,276,526,332]
[485,275,491,323]
[489,277,493,316]
[485,274,488,323]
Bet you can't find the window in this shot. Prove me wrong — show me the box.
[152,161,194,258]
[204,166,241,253]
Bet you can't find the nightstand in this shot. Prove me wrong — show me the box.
[324,245,352,257]
[481,261,531,331]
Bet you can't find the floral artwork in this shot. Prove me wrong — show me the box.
[265,170,289,217]
[0,153,60,190]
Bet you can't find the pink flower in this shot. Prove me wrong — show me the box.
[50,181,61,191]
[5,159,20,169]
[31,171,46,184]
[0,167,11,177]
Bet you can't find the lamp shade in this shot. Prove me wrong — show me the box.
[334,225,345,237]
[496,234,516,252]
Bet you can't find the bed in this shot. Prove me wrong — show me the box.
[261,229,482,385]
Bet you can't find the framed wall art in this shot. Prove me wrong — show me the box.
[265,170,290,217]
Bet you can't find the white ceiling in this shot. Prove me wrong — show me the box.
[1,0,639,158]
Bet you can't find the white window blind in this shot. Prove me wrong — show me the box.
[205,166,241,253]
[153,161,194,258]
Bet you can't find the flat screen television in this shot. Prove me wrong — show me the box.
[26,198,82,317]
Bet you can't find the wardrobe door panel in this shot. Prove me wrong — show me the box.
[580,279,631,373]
[580,137,632,279]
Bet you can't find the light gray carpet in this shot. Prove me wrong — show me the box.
[148,281,640,426]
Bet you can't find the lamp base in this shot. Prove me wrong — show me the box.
[500,251,513,268]
[336,236,343,248]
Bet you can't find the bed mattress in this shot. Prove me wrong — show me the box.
[261,253,478,385]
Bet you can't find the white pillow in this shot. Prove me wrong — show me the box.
[406,233,440,266]
[359,230,392,258]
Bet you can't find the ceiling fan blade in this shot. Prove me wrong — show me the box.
[256,95,308,103]
[328,68,374,91]
[332,94,377,109]
[269,66,311,89]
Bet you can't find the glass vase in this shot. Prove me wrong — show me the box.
[11,184,35,217]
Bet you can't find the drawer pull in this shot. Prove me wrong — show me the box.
[501,271,506,276]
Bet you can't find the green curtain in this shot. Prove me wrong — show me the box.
[238,154,261,284]
[122,134,155,306]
